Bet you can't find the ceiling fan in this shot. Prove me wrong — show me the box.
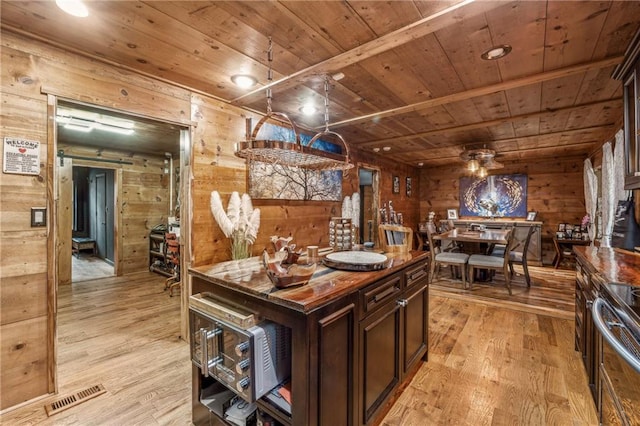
[459,147,504,171]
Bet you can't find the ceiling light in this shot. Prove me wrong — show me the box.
[481,44,512,60]
[231,74,258,89]
[418,162,424,167]
[300,103,317,116]
[332,72,345,81]
[64,123,93,132]
[477,166,488,178]
[55,0,89,17]
[467,158,479,172]
[382,146,391,151]
[373,147,380,152]
[95,123,135,135]
[57,115,135,135]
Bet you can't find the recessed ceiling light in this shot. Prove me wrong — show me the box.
[418,162,424,167]
[382,146,391,152]
[373,147,380,152]
[231,74,258,89]
[481,44,512,60]
[299,103,317,116]
[55,0,89,17]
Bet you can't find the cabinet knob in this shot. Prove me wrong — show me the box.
[396,299,408,307]
[236,358,251,374]
[235,341,250,357]
[236,377,250,393]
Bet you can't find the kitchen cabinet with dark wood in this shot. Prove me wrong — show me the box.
[573,246,640,420]
[574,255,600,403]
[613,28,640,190]
[189,251,430,426]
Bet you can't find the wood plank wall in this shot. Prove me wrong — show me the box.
[0,31,191,409]
[419,155,587,264]
[0,30,420,409]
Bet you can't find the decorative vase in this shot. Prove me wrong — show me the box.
[231,236,252,260]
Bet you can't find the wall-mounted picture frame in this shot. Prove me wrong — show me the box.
[556,231,565,239]
[406,177,412,196]
[526,211,537,221]
[558,223,566,232]
[447,209,458,220]
[392,175,400,194]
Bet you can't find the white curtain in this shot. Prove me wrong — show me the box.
[601,129,628,247]
[601,141,614,247]
[583,158,598,243]
[613,130,627,202]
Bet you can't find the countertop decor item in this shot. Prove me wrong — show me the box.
[262,250,316,288]
[210,191,260,260]
[323,251,389,271]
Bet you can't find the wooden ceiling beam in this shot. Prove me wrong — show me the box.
[229,0,503,105]
[354,98,622,147]
[329,56,623,129]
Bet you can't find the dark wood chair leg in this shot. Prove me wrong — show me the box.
[523,262,531,286]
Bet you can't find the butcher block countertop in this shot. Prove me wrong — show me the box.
[574,246,640,287]
[189,250,429,313]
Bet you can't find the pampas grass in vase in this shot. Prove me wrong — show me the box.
[210,191,261,260]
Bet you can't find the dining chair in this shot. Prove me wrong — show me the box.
[424,223,470,288]
[379,224,413,253]
[468,227,514,295]
[508,225,535,286]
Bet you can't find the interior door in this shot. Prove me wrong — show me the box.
[95,173,107,259]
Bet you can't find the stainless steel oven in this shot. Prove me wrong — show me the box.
[592,283,640,426]
[189,293,291,403]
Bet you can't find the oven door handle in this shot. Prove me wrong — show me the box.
[199,328,210,377]
[592,297,640,374]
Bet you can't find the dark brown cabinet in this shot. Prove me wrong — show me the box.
[190,253,430,426]
[358,263,429,425]
[359,295,401,425]
[575,257,599,403]
[613,28,640,190]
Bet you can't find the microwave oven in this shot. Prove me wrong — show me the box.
[189,293,291,402]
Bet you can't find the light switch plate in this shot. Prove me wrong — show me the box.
[31,207,46,227]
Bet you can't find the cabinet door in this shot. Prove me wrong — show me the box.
[359,299,401,425]
[316,302,357,426]
[402,284,428,374]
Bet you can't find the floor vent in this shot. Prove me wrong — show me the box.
[44,384,106,416]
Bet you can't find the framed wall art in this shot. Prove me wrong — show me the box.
[447,209,458,220]
[459,174,528,218]
[392,176,400,194]
[406,177,412,196]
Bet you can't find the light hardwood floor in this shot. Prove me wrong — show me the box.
[1,266,597,425]
[72,255,114,282]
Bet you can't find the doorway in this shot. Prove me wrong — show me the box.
[49,96,190,402]
[71,166,115,282]
[358,165,380,246]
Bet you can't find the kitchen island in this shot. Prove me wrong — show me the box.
[189,250,430,426]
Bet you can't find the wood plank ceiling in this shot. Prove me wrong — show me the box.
[2,1,640,166]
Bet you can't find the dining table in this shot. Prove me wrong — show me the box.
[432,228,512,281]
[432,228,510,246]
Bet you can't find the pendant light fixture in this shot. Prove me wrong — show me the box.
[235,38,352,171]
[460,146,503,176]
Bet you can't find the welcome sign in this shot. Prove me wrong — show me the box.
[3,137,40,175]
